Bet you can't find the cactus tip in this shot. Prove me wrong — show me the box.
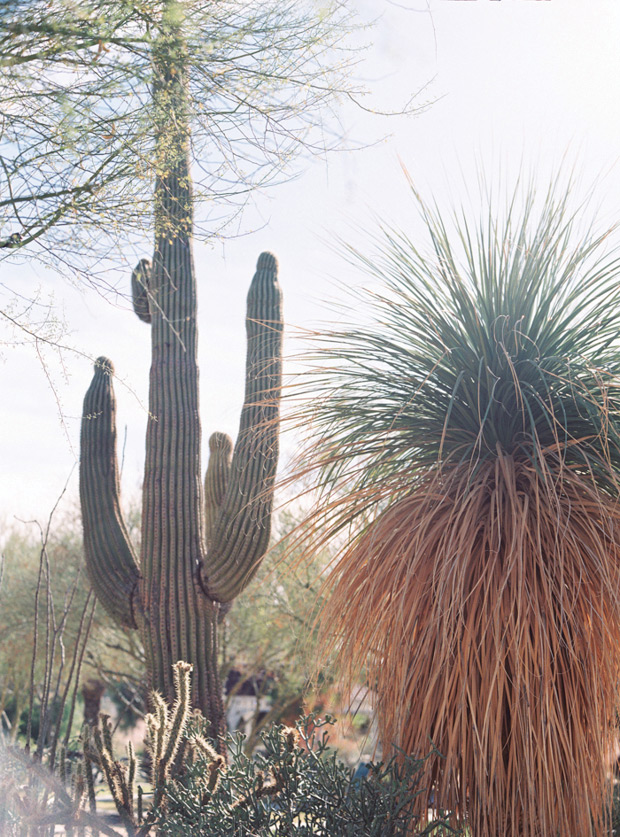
[173,660,194,673]
[257,251,277,272]
[95,356,114,375]
[208,431,233,455]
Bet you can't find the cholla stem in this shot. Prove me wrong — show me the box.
[162,662,192,767]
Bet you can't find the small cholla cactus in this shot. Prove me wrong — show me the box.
[87,714,138,834]
[189,734,226,805]
[86,661,212,836]
[281,726,300,753]
[78,0,283,742]
[145,663,194,810]
[84,661,301,835]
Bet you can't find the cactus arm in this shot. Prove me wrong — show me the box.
[204,432,233,552]
[131,258,152,324]
[201,252,283,602]
[80,357,141,629]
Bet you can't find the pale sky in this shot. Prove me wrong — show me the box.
[2,0,620,526]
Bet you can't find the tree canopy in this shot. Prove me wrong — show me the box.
[0,0,354,271]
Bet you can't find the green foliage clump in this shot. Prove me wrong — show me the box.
[1,659,459,836]
[300,181,620,519]
[76,662,458,837]
[159,715,459,837]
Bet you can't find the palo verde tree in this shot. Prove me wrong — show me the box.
[294,180,620,836]
[0,0,355,324]
[77,0,287,742]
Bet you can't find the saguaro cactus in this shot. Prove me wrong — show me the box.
[79,4,283,742]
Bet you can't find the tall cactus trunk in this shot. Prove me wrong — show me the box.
[141,20,224,733]
[79,1,283,747]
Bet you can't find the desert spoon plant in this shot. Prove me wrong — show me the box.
[79,1,283,744]
[295,181,620,836]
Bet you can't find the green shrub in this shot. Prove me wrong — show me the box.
[158,714,460,837]
[3,662,459,836]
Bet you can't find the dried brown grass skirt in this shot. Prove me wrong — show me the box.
[320,452,620,836]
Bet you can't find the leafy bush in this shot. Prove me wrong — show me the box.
[158,714,458,837]
[90,662,461,836]
[2,661,459,836]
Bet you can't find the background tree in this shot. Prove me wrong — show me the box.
[293,179,620,836]
[221,510,336,751]
[0,510,137,745]
[0,0,366,370]
[0,522,96,774]
[0,0,354,271]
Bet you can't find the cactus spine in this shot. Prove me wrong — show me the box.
[79,1,283,742]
